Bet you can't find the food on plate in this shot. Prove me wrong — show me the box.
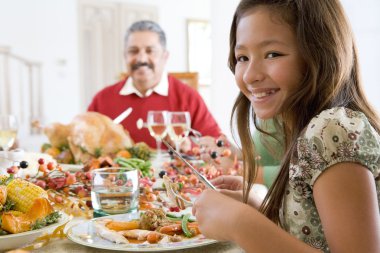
[41,112,134,164]
[139,208,171,230]
[0,176,61,235]
[93,208,200,245]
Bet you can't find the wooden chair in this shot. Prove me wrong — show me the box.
[118,71,199,90]
[168,72,199,90]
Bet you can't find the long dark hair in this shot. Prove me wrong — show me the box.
[229,0,380,224]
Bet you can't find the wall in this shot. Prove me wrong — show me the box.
[340,0,380,113]
[209,0,239,140]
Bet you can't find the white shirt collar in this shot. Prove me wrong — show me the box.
[119,71,169,97]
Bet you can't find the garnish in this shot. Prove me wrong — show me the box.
[31,211,61,230]
[181,214,193,237]
[1,199,15,212]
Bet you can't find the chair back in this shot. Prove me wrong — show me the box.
[168,72,199,90]
[118,71,199,90]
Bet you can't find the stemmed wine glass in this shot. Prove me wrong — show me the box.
[146,111,168,158]
[0,115,18,152]
[0,115,18,174]
[167,111,191,152]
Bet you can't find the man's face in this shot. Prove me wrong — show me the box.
[124,31,169,93]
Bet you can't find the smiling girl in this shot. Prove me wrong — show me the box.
[192,1,380,252]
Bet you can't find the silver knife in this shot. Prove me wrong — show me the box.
[162,139,216,190]
[113,107,133,124]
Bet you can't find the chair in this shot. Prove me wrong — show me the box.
[168,72,199,90]
[118,71,199,90]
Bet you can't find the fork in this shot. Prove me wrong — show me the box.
[162,175,192,210]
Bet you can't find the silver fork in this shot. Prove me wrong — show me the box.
[162,175,192,210]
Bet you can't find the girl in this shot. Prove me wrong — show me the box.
[192,1,380,253]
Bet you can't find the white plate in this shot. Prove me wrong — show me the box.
[59,163,84,172]
[0,212,71,251]
[67,212,217,252]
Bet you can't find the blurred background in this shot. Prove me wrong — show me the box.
[1,0,379,150]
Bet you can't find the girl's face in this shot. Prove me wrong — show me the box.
[234,6,305,119]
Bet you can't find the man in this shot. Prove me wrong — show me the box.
[88,20,221,149]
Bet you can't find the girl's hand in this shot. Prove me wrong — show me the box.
[192,189,244,241]
[211,175,244,191]
[212,175,265,209]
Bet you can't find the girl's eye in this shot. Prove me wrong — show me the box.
[236,55,248,62]
[266,52,282,59]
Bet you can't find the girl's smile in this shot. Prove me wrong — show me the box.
[248,87,280,103]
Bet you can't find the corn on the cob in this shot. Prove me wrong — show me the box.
[0,185,7,205]
[6,178,48,213]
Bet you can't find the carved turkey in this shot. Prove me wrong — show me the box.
[43,112,134,163]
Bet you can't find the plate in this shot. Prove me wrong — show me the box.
[67,212,217,252]
[0,212,71,251]
[59,163,84,172]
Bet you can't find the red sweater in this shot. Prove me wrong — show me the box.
[88,76,221,148]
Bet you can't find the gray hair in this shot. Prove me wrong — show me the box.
[124,20,167,49]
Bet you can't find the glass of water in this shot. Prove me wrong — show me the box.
[91,167,139,216]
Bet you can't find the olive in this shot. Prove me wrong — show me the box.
[159,170,166,178]
[216,139,224,147]
[19,160,29,169]
[210,151,218,159]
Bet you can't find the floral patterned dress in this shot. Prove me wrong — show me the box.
[280,107,380,252]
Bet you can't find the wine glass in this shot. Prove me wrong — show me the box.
[0,115,18,173]
[0,115,18,152]
[167,111,191,152]
[146,111,168,158]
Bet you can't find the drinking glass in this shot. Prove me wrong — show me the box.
[91,167,139,216]
[167,111,191,152]
[147,111,168,157]
[0,115,18,152]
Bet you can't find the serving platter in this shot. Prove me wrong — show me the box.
[0,212,71,251]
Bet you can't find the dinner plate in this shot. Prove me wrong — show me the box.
[67,212,217,252]
[0,212,71,251]
[59,163,84,172]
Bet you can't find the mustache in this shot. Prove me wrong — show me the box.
[131,62,154,71]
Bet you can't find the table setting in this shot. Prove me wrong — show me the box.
[0,111,247,253]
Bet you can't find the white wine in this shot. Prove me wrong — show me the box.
[0,130,17,150]
[168,123,190,142]
[148,124,167,139]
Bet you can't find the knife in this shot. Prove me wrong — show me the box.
[162,139,216,190]
[113,107,133,124]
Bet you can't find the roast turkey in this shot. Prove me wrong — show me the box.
[43,112,134,163]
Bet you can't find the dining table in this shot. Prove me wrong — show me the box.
[4,153,248,252]
[28,170,245,252]
[24,214,244,253]
[32,238,244,253]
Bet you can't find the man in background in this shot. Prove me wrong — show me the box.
[88,20,221,149]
